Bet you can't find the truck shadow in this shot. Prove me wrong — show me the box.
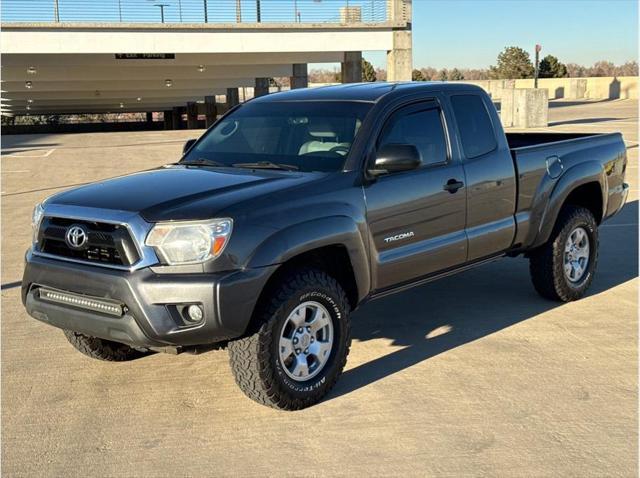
[549,117,632,127]
[328,200,638,401]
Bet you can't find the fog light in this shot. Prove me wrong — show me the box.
[187,304,204,322]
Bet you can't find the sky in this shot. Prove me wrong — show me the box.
[364,0,639,70]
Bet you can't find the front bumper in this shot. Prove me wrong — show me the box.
[619,182,630,214]
[22,251,276,349]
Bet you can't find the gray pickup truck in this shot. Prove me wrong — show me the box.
[22,83,628,410]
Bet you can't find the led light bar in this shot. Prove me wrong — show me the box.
[38,288,124,317]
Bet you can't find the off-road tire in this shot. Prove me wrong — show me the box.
[228,268,351,410]
[63,330,148,361]
[529,206,599,302]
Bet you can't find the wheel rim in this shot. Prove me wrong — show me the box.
[278,301,334,382]
[563,226,590,283]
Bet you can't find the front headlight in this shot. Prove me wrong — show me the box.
[31,203,45,244]
[145,218,233,265]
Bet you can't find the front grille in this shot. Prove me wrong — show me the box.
[37,217,140,267]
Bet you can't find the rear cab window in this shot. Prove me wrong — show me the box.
[450,94,497,159]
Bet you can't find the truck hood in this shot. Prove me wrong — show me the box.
[48,165,322,222]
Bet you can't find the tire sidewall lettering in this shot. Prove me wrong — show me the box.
[273,288,344,393]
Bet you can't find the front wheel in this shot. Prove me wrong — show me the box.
[228,268,351,410]
[529,206,599,302]
[63,330,148,361]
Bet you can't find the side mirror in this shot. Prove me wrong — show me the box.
[183,138,197,154]
[369,144,421,175]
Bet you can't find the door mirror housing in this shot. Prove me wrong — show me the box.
[183,138,197,154]
[369,144,421,176]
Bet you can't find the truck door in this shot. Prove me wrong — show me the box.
[364,99,467,291]
[448,93,517,260]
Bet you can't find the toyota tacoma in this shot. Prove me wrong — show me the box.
[22,83,629,410]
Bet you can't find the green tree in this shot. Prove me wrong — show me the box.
[538,55,568,78]
[362,58,377,82]
[437,69,448,81]
[489,46,535,79]
[449,68,465,81]
[412,69,426,81]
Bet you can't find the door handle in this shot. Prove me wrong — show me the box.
[443,179,464,193]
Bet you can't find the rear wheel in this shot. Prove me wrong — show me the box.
[228,268,351,410]
[63,330,148,361]
[529,206,599,302]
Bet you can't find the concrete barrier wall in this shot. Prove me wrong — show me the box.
[513,76,637,100]
[452,80,507,99]
[456,76,638,100]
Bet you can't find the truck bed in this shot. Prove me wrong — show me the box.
[506,130,627,251]
[506,132,602,150]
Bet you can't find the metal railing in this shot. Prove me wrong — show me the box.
[1,0,390,24]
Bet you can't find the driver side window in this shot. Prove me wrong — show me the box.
[378,104,448,167]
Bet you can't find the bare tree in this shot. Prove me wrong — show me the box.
[420,67,437,80]
[375,68,387,81]
[461,69,490,80]
[309,68,340,83]
[616,61,638,76]
[587,61,616,77]
[566,63,587,78]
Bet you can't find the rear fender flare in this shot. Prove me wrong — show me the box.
[534,161,606,248]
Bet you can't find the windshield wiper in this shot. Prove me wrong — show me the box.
[233,161,299,171]
[180,157,228,168]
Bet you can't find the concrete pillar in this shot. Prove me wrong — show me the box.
[205,95,217,128]
[501,88,548,128]
[163,110,173,129]
[341,51,362,83]
[387,31,412,81]
[386,0,412,81]
[186,102,198,129]
[172,107,182,129]
[146,111,154,123]
[226,87,240,108]
[568,79,587,100]
[254,77,270,97]
[290,63,308,89]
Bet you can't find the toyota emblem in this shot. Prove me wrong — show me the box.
[65,225,88,249]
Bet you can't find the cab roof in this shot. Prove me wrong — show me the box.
[251,81,485,103]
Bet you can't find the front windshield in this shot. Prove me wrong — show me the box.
[182,101,372,172]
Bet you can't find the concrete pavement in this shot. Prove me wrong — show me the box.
[1,99,637,476]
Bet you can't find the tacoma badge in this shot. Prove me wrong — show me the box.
[384,231,415,243]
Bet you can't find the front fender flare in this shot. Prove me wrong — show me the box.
[247,216,370,303]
